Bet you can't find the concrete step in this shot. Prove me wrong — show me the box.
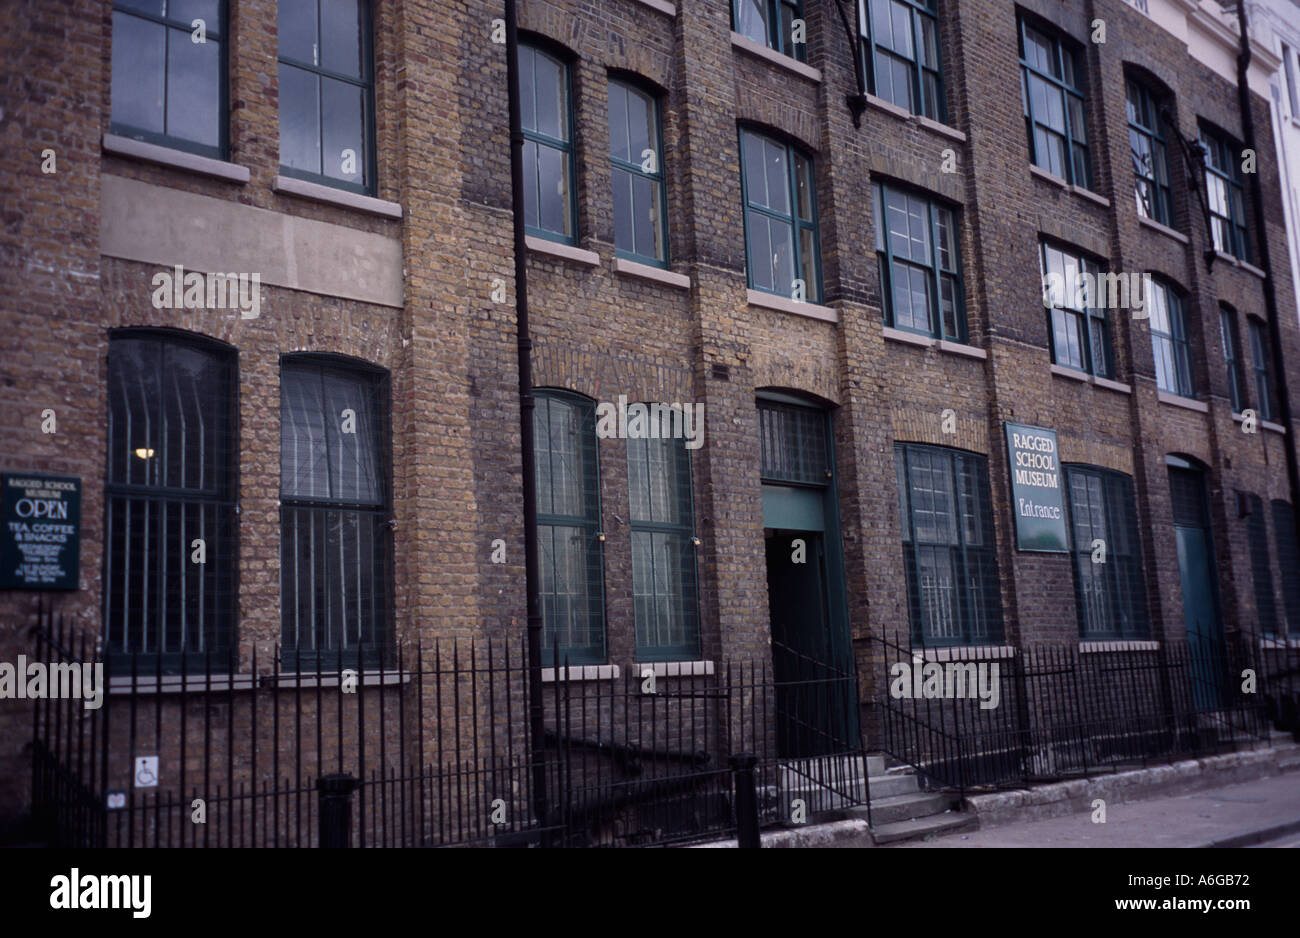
[867,790,957,825]
[866,755,886,776]
[871,811,979,845]
[865,773,919,798]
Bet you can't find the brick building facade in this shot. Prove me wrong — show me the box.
[1,0,1298,839]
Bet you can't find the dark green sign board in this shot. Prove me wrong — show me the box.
[1004,423,1068,552]
[0,473,81,590]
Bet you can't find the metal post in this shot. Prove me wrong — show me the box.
[317,774,358,848]
[730,753,760,848]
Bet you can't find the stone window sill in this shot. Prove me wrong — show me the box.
[103,133,249,184]
[730,32,821,82]
[747,289,837,322]
[1069,185,1109,207]
[273,175,402,219]
[542,665,620,682]
[1029,164,1106,206]
[1050,363,1091,383]
[614,256,691,289]
[261,671,411,689]
[1080,640,1159,653]
[526,235,601,266]
[1157,390,1209,413]
[920,645,1016,661]
[109,674,257,694]
[636,660,715,677]
[1230,411,1284,434]
[938,339,986,359]
[1137,214,1190,244]
[1239,260,1266,279]
[863,95,966,142]
[632,0,675,14]
[881,326,985,358]
[1050,364,1132,394]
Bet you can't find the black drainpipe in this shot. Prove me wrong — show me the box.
[505,0,549,840]
[1231,2,1300,593]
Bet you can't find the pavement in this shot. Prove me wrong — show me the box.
[890,774,1300,847]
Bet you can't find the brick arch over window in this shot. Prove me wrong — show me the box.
[531,342,693,405]
[889,403,987,455]
[734,109,820,160]
[751,362,839,406]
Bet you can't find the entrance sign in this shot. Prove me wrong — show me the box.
[1004,423,1068,552]
[0,473,82,590]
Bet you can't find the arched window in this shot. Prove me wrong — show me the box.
[739,128,821,302]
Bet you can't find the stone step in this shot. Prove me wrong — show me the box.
[866,790,957,825]
[866,755,886,776]
[865,773,919,798]
[870,811,979,845]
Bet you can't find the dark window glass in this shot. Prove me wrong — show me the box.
[280,358,391,669]
[1200,127,1250,262]
[1220,306,1245,413]
[628,432,698,660]
[1245,493,1279,637]
[1270,501,1300,637]
[873,180,963,340]
[895,444,1003,646]
[740,128,821,302]
[1020,18,1091,187]
[1126,79,1173,228]
[111,0,226,157]
[277,0,374,194]
[535,392,605,664]
[1247,318,1275,421]
[733,0,806,62]
[520,45,576,243]
[859,0,945,121]
[1148,278,1194,397]
[105,333,236,671]
[1064,466,1148,639]
[758,401,829,485]
[609,80,667,265]
[1040,242,1112,377]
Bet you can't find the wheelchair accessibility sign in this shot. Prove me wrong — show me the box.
[134,756,158,788]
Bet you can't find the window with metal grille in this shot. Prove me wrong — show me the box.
[1270,501,1300,637]
[1244,493,1280,637]
[535,391,605,665]
[733,0,806,62]
[1220,306,1245,413]
[1126,79,1173,228]
[519,43,576,243]
[758,400,829,485]
[895,444,1003,646]
[874,180,964,340]
[1200,126,1250,262]
[277,0,375,194]
[1064,466,1147,639]
[1040,241,1111,377]
[280,357,391,670]
[609,79,668,266]
[111,0,227,158]
[1148,277,1194,397]
[859,0,945,121]
[1020,17,1091,188]
[1168,465,1208,529]
[628,432,698,660]
[739,128,821,302]
[1247,318,1275,422]
[105,332,236,671]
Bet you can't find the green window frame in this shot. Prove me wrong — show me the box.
[739,128,821,302]
[535,391,605,665]
[520,43,577,244]
[280,356,393,671]
[277,0,376,195]
[608,79,668,266]
[859,0,945,121]
[104,331,237,673]
[1247,318,1275,421]
[1270,500,1300,637]
[1245,493,1280,638]
[1200,127,1250,262]
[874,180,964,340]
[1063,466,1148,640]
[1019,17,1091,188]
[894,443,1003,647]
[1126,79,1173,228]
[1148,277,1194,397]
[1220,306,1245,413]
[733,0,806,62]
[628,431,699,661]
[1040,242,1112,378]
[111,0,227,159]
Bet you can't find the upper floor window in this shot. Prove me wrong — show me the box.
[1220,305,1245,413]
[608,80,668,266]
[874,180,963,340]
[628,433,699,661]
[1200,126,1250,262]
[739,128,821,302]
[1040,242,1111,378]
[112,0,226,158]
[105,332,236,671]
[1247,318,1275,421]
[280,357,392,669]
[519,44,576,243]
[1282,43,1300,118]
[535,392,605,665]
[1064,466,1147,639]
[859,0,945,121]
[1126,79,1173,228]
[1148,277,1194,397]
[278,0,375,194]
[1020,18,1091,188]
[894,444,1003,647]
[734,0,806,62]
